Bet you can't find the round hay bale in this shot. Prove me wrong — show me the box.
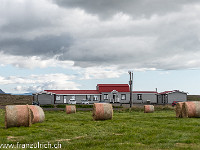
[93,103,113,120]
[66,105,76,114]
[5,105,32,128]
[182,101,200,118]
[28,105,45,123]
[144,105,154,113]
[175,102,184,118]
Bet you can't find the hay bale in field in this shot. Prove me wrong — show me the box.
[93,103,113,120]
[28,105,45,123]
[5,105,32,128]
[66,105,76,114]
[144,105,154,113]
[182,101,200,118]
[175,102,184,118]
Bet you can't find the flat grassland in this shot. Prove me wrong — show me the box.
[0,109,200,150]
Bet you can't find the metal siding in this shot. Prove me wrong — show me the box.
[38,94,54,104]
[133,93,157,104]
[33,95,37,101]
[157,95,162,104]
[168,92,187,104]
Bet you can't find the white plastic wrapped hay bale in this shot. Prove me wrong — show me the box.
[93,103,113,120]
[28,105,45,123]
[182,101,200,118]
[144,105,154,113]
[66,105,76,114]
[5,105,32,128]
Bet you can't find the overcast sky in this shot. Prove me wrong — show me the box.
[1,0,200,94]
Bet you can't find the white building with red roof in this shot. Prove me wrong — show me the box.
[33,84,187,105]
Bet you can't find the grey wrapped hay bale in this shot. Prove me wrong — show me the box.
[93,103,113,120]
[5,105,32,128]
[66,105,76,114]
[28,105,45,123]
[144,105,154,113]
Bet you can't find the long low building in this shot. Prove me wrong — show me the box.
[33,84,187,105]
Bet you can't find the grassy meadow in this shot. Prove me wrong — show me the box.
[0,108,200,150]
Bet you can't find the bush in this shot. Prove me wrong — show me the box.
[113,106,123,108]
[40,104,55,108]
[56,104,66,108]
[76,104,93,108]
[154,105,174,111]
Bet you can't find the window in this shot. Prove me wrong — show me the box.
[71,95,75,99]
[93,95,98,101]
[86,95,91,101]
[137,94,142,100]
[56,95,60,101]
[104,94,108,100]
[121,94,126,100]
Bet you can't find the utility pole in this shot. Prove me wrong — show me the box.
[128,71,133,108]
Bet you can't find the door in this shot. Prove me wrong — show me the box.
[113,94,116,103]
[64,96,67,103]
[162,94,168,104]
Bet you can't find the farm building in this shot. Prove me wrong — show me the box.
[157,90,187,104]
[133,91,158,104]
[33,84,187,105]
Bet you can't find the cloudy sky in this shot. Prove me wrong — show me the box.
[1,0,200,94]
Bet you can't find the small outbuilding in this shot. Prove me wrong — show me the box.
[157,90,187,104]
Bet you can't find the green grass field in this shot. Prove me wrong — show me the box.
[1,108,200,150]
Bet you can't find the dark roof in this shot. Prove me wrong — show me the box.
[133,91,158,94]
[45,90,100,95]
[97,84,130,92]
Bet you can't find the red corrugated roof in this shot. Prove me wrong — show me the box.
[133,91,158,94]
[45,90,100,95]
[97,84,130,92]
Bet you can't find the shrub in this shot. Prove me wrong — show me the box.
[113,106,123,108]
[40,104,55,108]
[56,104,66,108]
[154,105,174,111]
[76,105,93,108]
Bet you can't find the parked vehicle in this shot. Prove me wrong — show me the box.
[68,99,76,104]
[81,99,89,105]
[32,101,40,106]
[172,101,182,107]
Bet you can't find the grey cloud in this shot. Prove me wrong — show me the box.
[0,34,73,57]
[1,0,200,70]
[52,0,200,19]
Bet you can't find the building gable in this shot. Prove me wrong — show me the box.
[97,84,130,93]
